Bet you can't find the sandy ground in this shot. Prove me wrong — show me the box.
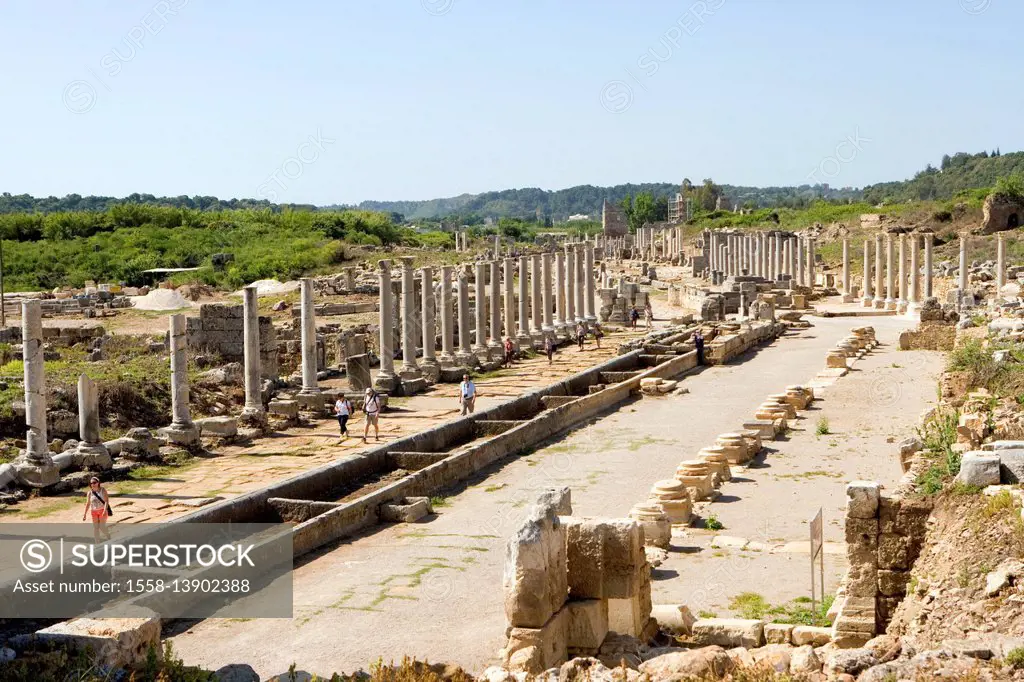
[165,306,942,679]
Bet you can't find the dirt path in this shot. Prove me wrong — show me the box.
[166,309,941,678]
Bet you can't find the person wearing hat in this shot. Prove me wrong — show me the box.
[81,476,112,542]
[362,387,382,443]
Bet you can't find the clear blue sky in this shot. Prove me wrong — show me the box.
[2,0,1021,206]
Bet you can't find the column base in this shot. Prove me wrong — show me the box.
[74,442,113,470]
[514,333,532,351]
[861,297,874,308]
[239,407,268,429]
[873,298,885,309]
[14,456,60,488]
[897,300,909,314]
[158,423,201,447]
[420,359,441,383]
[296,392,326,413]
[455,350,479,368]
[373,372,399,393]
[553,323,569,340]
[399,366,423,382]
[885,299,897,311]
[438,352,457,368]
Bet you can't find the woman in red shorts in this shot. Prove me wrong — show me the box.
[81,477,112,542]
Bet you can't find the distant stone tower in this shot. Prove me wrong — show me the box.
[602,200,628,237]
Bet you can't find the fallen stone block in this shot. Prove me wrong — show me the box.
[638,646,734,680]
[691,618,765,648]
[23,616,160,669]
[955,451,1001,487]
[564,599,608,650]
[650,604,696,636]
[764,622,794,644]
[792,625,832,646]
[195,416,239,438]
[380,497,432,523]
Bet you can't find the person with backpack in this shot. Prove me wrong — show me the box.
[81,476,112,542]
[362,387,382,443]
[576,322,587,352]
[593,322,604,349]
[694,329,705,365]
[335,394,353,440]
[544,335,555,365]
[629,306,640,329]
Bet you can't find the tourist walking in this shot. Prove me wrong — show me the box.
[644,303,653,330]
[335,394,353,439]
[459,374,477,415]
[362,387,382,443]
[544,335,555,365]
[503,337,515,368]
[576,322,586,352]
[82,476,112,542]
[593,322,604,349]
[629,306,640,329]
[694,329,705,365]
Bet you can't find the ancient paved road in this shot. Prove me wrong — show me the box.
[168,311,942,678]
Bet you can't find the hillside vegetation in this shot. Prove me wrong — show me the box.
[863,150,1024,204]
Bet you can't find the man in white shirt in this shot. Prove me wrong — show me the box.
[362,387,382,443]
[459,374,477,416]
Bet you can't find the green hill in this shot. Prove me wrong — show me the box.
[862,150,1024,204]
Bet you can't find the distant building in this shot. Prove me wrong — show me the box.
[567,214,590,222]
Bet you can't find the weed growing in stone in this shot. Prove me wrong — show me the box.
[705,514,724,531]
[815,416,830,436]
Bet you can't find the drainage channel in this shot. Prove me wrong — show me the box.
[173,321,780,562]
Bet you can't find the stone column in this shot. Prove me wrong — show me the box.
[374,261,399,390]
[503,258,516,345]
[873,235,885,308]
[959,234,969,293]
[399,258,422,378]
[541,252,555,335]
[517,256,532,347]
[162,313,199,445]
[345,267,357,291]
[796,237,804,286]
[241,286,267,424]
[897,234,908,311]
[529,254,543,338]
[299,278,319,396]
[494,235,501,258]
[456,269,476,365]
[439,266,455,365]
[924,233,934,299]
[584,243,597,323]
[14,301,57,486]
[909,235,920,305]
[842,238,851,294]
[807,237,816,289]
[473,261,489,354]
[489,260,502,354]
[554,250,567,337]
[862,240,873,306]
[421,266,439,376]
[997,233,1007,294]
[575,246,586,323]
[782,238,792,280]
[775,234,784,280]
[565,248,577,326]
[75,374,110,464]
[885,234,896,310]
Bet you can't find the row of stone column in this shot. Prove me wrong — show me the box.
[631,227,684,261]
[374,246,598,391]
[704,231,816,286]
[858,233,934,312]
